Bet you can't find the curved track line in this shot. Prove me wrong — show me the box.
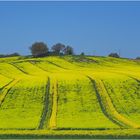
[107,70,140,82]
[46,60,69,70]
[38,78,50,129]
[28,61,52,74]
[102,80,130,117]
[49,78,58,129]
[0,79,20,106]
[87,76,140,129]
[9,62,46,77]
[0,79,13,90]
[105,71,140,105]
[8,63,29,75]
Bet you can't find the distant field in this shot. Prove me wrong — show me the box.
[0,55,140,138]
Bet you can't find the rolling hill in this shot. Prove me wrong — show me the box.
[0,55,140,138]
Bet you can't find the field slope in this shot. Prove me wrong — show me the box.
[0,56,140,138]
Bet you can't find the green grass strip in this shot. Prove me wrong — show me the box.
[0,129,140,139]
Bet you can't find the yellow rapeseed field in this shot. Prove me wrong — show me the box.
[0,55,140,138]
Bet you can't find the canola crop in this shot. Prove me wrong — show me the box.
[0,56,139,138]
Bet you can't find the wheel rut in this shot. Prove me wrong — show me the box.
[38,78,51,129]
[87,76,140,129]
[0,79,20,107]
[48,77,58,129]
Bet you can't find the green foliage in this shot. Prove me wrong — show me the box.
[108,53,120,58]
[51,43,65,55]
[30,42,49,57]
[63,46,74,55]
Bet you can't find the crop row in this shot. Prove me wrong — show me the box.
[0,77,47,129]
[54,73,118,129]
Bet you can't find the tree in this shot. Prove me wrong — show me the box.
[30,42,48,57]
[8,53,20,57]
[136,57,140,60]
[80,52,85,56]
[51,43,65,55]
[108,53,120,58]
[0,52,20,58]
[64,46,74,55]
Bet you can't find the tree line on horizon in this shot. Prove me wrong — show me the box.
[0,42,74,58]
[0,41,140,59]
[30,42,74,57]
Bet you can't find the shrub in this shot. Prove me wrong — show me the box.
[136,57,140,60]
[108,53,120,58]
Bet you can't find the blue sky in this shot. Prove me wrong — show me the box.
[0,1,140,58]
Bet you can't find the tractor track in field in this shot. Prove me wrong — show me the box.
[101,80,130,117]
[0,79,20,107]
[106,71,140,107]
[38,77,58,130]
[126,75,140,83]
[10,62,47,77]
[8,63,30,75]
[87,76,140,129]
[38,78,51,129]
[0,80,14,90]
[108,70,140,83]
[28,61,53,73]
[49,78,58,129]
[87,76,124,128]
[30,59,69,71]
[46,60,69,70]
